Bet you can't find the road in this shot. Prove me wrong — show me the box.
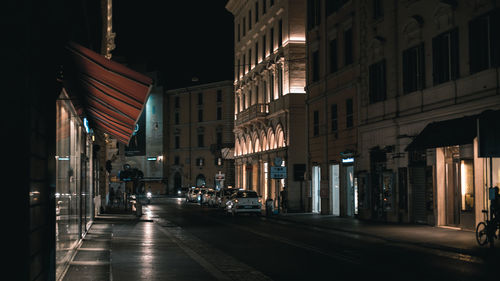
[137,197,497,281]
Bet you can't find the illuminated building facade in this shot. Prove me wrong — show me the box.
[226,0,307,211]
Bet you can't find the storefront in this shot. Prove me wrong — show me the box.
[55,90,95,277]
[56,42,153,280]
[407,111,500,230]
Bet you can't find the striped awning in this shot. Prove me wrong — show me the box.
[63,42,153,144]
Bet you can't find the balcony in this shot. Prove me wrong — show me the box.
[235,103,268,126]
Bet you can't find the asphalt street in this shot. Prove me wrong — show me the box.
[138,197,498,281]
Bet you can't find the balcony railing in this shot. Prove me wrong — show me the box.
[235,103,268,126]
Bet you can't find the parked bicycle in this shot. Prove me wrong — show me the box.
[476,186,500,248]
[476,210,499,248]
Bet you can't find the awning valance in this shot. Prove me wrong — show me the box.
[405,114,478,151]
[63,42,153,144]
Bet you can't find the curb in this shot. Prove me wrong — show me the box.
[264,214,495,258]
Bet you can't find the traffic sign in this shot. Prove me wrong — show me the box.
[270,166,287,179]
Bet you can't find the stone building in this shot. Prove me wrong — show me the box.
[354,0,500,228]
[305,0,360,215]
[164,81,235,192]
[226,0,307,211]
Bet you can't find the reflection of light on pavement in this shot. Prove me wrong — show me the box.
[141,222,154,278]
[175,198,183,205]
[144,206,153,220]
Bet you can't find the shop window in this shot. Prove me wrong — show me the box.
[460,159,474,211]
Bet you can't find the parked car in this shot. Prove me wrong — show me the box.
[208,190,219,207]
[186,188,200,202]
[218,188,239,208]
[225,190,262,215]
[177,187,189,197]
[200,188,213,205]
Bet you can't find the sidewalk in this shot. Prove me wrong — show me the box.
[267,212,500,258]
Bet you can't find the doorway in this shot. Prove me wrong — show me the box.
[330,164,340,216]
[312,166,321,213]
[174,172,182,190]
[344,165,355,217]
[442,146,475,229]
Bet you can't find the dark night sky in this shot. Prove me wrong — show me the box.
[112,1,234,90]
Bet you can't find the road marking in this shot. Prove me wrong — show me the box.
[155,219,273,281]
[219,220,362,265]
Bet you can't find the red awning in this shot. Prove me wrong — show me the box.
[63,42,153,144]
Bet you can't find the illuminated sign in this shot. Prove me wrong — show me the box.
[147,157,157,161]
[83,118,90,133]
[342,157,354,163]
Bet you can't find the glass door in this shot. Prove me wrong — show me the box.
[330,164,340,216]
[312,166,321,213]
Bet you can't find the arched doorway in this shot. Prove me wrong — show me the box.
[196,174,206,187]
[174,172,182,191]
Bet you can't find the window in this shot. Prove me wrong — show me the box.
[174,156,180,165]
[329,39,338,73]
[249,49,252,69]
[369,60,386,103]
[198,134,204,147]
[175,112,179,124]
[346,98,353,128]
[249,10,252,30]
[263,80,268,103]
[243,17,246,36]
[373,0,383,19]
[243,54,246,73]
[262,0,267,14]
[255,42,259,65]
[174,96,179,108]
[313,110,319,136]
[469,9,500,74]
[270,27,274,54]
[237,23,241,42]
[237,59,240,79]
[217,132,222,146]
[270,72,275,100]
[270,0,274,6]
[432,28,459,85]
[278,19,283,47]
[255,2,259,22]
[344,28,353,66]
[217,90,222,102]
[312,50,320,82]
[277,65,283,96]
[198,92,203,105]
[262,35,266,59]
[403,43,425,94]
[196,158,204,167]
[217,107,222,120]
[198,109,203,122]
[307,0,321,30]
[175,136,180,149]
[331,104,338,132]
